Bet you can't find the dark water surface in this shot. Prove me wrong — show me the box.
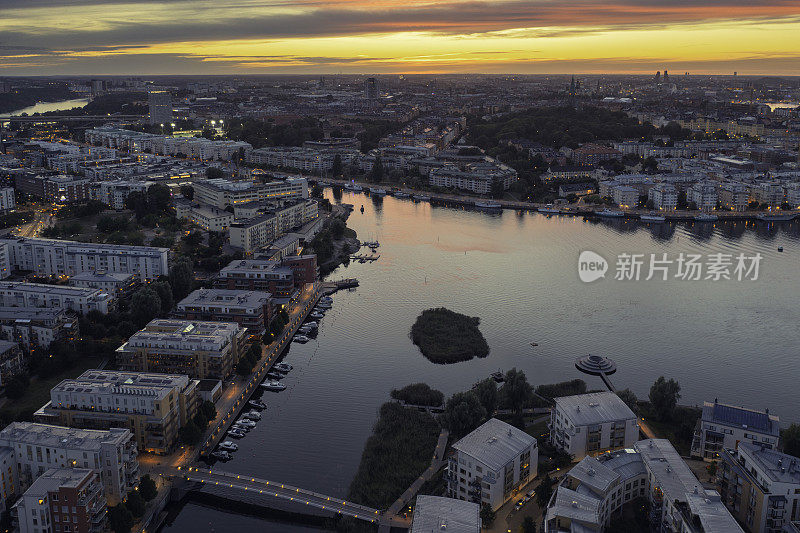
[162,191,800,531]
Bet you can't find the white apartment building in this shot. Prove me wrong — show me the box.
[0,241,10,279]
[229,200,317,254]
[447,418,538,511]
[719,183,750,211]
[550,392,639,460]
[688,181,719,211]
[691,400,780,460]
[85,127,251,161]
[611,185,639,208]
[750,183,785,207]
[248,146,361,172]
[0,282,112,315]
[429,162,517,194]
[95,180,152,210]
[785,184,800,209]
[718,442,800,533]
[68,271,137,297]
[0,307,78,350]
[193,178,308,209]
[648,182,678,210]
[0,187,15,213]
[186,205,234,231]
[544,439,744,533]
[410,495,480,533]
[0,237,169,281]
[0,422,138,501]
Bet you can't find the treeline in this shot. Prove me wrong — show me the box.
[0,84,76,113]
[226,117,324,149]
[410,308,489,364]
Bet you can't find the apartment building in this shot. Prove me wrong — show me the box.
[447,418,538,511]
[68,271,138,299]
[410,495,480,533]
[229,200,317,254]
[544,439,744,533]
[247,146,361,172]
[35,370,199,455]
[0,237,169,281]
[192,178,308,209]
[691,400,780,460]
[0,187,15,213]
[0,422,138,501]
[719,183,750,211]
[785,184,800,209]
[688,181,719,212]
[84,127,251,161]
[174,289,273,334]
[13,468,106,533]
[428,162,517,194]
[115,319,247,379]
[611,185,639,208]
[216,259,294,297]
[185,205,234,231]
[0,307,78,350]
[717,442,800,533]
[0,282,112,315]
[0,340,25,388]
[572,143,622,166]
[94,180,152,210]
[750,183,785,208]
[550,391,639,460]
[0,241,10,279]
[648,182,678,210]
[14,174,91,203]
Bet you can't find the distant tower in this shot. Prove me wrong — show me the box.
[90,79,105,96]
[570,76,576,95]
[734,72,737,77]
[663,70,669,81]
[318,76,326,89]
[655,71,661,83]
[148,89,172,126]
[364,77,378,100]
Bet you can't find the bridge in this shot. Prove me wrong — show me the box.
[179,466,381,523]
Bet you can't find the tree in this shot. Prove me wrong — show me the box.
[642,156,658,173]
[536,473,554,508]
[180,184,194,200]
[199,400,217,422]
[677,190,688,209]
[169,256,194,300]
[139,474,158,502]
[706,461,718,479]
[369,156,384,183]
[441,391,487,439]
[490,179,505,199]
[108,503,134,533]
[311,184,324,199]
[130,287,162,326]
[522,516,537,533]
[151,281,174,314]
[206,167,224,179]
[329,218,346,239]
[616,388,638,413]
[126,490,146,518]
[479,503,496,528]
[178,421,202,445]
[500,368,533,414]
[782,424,800,457]
[4,375,30,399]
[331,154,343,176]
[146,183,172,214]
[473,378,498,415]
[649,377,681,421]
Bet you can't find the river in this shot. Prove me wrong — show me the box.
[161,190,800,531]
[8,98,89,116]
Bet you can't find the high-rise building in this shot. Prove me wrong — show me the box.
[148,90,172,126]
[364,77,378,100]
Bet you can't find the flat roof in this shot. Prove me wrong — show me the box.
[702,401,779,435]
[411,495,480,533]
[555,392,636,426]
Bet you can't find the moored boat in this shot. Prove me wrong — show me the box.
[261,380,286,392]
[413,194,431,201]
[640,212,666,222]
[756,213,795,222]
[474,201,502,209]
[218,441,238,452]
[596,209,624,218]
[694,213,719,222]
[538,204,560,214]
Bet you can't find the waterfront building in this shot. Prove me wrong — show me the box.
[247,146,361,172]
[558,182,595,198]
[611,185,639,209]
[717,442,800,533]
[174,289,273,335]
[428,162,517,195]
[784,184,800,209]
[447,418,538,511]
[0,282,112,315]
[115,319,247,379]
[192,178,308,209]
[13,468,106,533]
[216,256,316,297]
[719,183,750,212]
[148,89,172,125]
[410,495,480,533]
[228,199,317,254]
[0,422,138,501]
[0,237,169,281]
[0,307,78,350]
[68,271,138,299]
[544,439,744,533]
[691,400,780,460]
[688,181,718,212]
[550,391,639,460]
[34,370,199,455]
[648,182,678,210]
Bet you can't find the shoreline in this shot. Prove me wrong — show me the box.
[319,178,799,224]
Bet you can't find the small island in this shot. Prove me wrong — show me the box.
[410,307,489,364]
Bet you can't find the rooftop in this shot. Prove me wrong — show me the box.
[738,442,800,485]
[410,495,480,533]
[452,418,536,472]
[18,468,95,497]
[177,288,272,309]
[702,400,779,436]
[0,422,131,449]
[555,391,636,426]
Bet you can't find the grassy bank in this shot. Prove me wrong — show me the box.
[347,402,440,509]
[410,308,489,364]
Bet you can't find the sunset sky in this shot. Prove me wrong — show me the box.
[1,0,800,75]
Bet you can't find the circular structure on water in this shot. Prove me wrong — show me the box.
[575,354,617,375]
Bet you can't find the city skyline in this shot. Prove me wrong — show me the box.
[1,0,800,75]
